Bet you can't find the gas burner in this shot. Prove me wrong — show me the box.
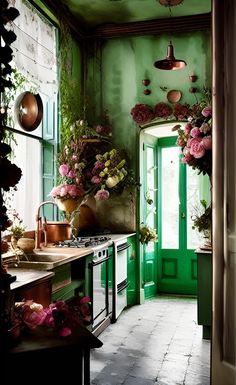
[56,236,111,248]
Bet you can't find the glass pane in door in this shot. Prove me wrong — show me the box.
[187,168,211,249]
[161,147,179,248]
[146,147,155,252]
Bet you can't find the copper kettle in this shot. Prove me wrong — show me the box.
[44,220,71,243]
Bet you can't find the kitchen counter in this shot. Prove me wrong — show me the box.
[8,268,54,290]
[4,234,136,292]
[106,233,136,243]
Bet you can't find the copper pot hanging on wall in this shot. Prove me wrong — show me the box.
[14,91,43,132]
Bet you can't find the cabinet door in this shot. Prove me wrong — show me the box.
[14,279,52,307]
[127,235,137,306]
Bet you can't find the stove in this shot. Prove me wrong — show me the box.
[56,236,111,248]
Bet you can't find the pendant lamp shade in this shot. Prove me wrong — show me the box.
[154,41,187,70]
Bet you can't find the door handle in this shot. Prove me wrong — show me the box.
[181,212,186,218]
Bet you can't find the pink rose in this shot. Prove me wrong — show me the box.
[190,127,201,138]
[184,122,192,134]
[58,327,71,337]
[154,102,172,118]
[22,300,46,330]
[202,135,212,150]
[67,170,76,178]
[91,176,101,184]
[130,104,154,124]
[202,105,212,117]
[182,148,194,164]
[59,164,69,177]
[189,137,206,159]
[80,296,90,305]
[95,189,110,201]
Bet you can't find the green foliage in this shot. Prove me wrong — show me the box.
[139,224,158,245]
[59,21,83,146]
[191,199,212,234]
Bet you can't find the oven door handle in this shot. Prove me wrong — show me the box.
[117,281,129,293]
[89,255,110,268]
[117,242,131,252]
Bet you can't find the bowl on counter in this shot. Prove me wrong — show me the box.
[17,238,35,253]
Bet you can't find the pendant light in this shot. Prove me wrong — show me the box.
[154,41,186,70]
[154,0,186,70]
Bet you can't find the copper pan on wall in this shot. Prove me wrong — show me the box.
[14,91,43,132]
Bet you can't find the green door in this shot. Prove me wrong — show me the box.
[157,137,200,295]
[143,143,158,299]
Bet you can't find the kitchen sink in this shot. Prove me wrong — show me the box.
[17,252,69,270]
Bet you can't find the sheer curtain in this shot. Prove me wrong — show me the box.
[6,0,58,231]
[9,134,41,230]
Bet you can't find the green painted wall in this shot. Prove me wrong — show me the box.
[85,31,211,170]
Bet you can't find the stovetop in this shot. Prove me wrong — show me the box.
[56,236,111,248]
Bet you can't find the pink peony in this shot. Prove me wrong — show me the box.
[93,161,105,170]
[80,296,90,305]
[202,105,212,117]
[189,137,206,159]
[154,102,172,118]
[130,103,154,124]
[95,189,110,201]
[91,176,101,184]
[202,135,212,150]
[190,127,201,138]
[173,103,189,120]
[67,170,76,178]
[59,164,69,177]
[21,300,47,330]
[58,326,72,337]
[49,184,85,199]
[184,122,192,134]
[182,152,194,164]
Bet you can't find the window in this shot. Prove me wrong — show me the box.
[6,0,58,230]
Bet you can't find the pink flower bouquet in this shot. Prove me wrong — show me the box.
[174,100,212,176]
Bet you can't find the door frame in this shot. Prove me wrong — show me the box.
[212,1,236,383]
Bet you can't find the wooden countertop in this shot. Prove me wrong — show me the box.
[8,268,54,290]
[5,234,136,290]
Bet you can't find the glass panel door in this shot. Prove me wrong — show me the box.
[161,146,179,249]
[158,137,197,294]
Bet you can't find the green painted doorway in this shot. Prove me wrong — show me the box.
[157,137,199,295]
[143,143,158,299]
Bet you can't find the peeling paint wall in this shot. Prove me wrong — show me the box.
[85,31,211,170]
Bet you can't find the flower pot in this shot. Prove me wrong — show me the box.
[17,238,35,253]
[55,197,80,214]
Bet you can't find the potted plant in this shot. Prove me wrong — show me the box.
[191,199,212,249]
[139,223,158,245]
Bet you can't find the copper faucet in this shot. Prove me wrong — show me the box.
[35,200,57,250]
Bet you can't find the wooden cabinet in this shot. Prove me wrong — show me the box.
[9,269,54,307]
[195,248,212,339]
[3,325,102,385]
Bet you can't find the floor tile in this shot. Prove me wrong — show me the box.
[90,296,211,385]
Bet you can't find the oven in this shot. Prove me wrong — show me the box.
[112,239,130,322]
[87,247,111,334]
[56,236,112,335]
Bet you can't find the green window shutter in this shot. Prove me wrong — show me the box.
[42,96,58,220]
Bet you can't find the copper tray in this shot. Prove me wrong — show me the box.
[14,91,43,131]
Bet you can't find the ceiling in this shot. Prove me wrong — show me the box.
[58,0,211,29]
